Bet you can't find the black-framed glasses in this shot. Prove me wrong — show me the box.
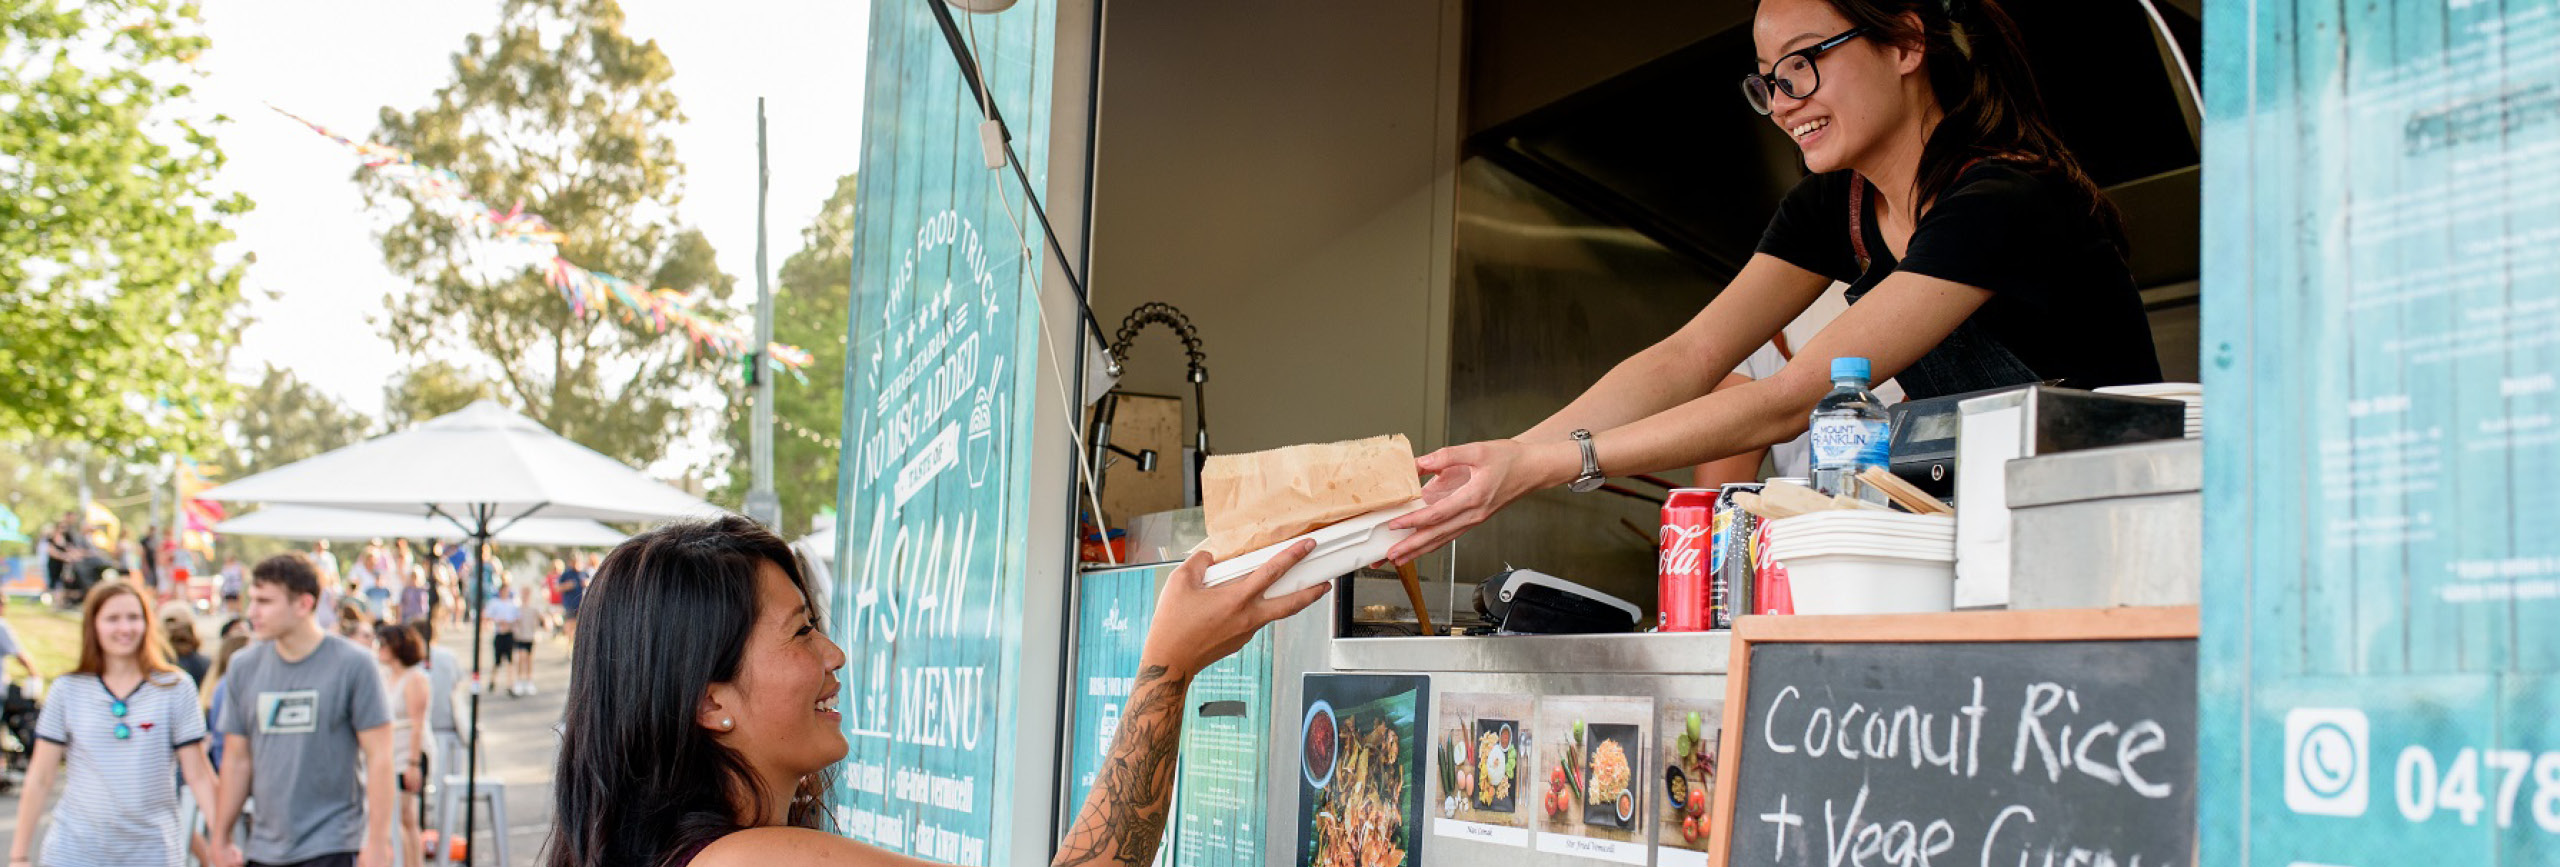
[1742,27,1869,115]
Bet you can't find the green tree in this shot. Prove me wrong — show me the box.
[365,0,730,468]
[382,361,498,430]
[717,173,853,530]
[229,366,373,477]
[0,0,253,458]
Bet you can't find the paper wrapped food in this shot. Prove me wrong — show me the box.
[1199,433,1423,561]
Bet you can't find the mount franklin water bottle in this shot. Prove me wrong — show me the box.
[1808,356,1890,504]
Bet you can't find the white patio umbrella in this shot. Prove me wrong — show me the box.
[198,399,719,863]
[216,504,627,548]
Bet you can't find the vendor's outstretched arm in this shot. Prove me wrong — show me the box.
[1517,254,1831,444]
[1388,269,1989,562]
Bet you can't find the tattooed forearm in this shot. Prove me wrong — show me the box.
[1054,664,1192,867]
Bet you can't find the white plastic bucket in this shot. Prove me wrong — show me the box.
[1780,550,1957,615]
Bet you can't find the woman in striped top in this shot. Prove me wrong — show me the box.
[6,582,221,867]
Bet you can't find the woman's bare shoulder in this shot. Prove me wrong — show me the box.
[693,827,938,867]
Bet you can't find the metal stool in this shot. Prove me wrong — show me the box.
[430,774,508,867]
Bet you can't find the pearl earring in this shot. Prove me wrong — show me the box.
[720,718,733,730]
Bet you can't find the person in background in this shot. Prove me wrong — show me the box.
[544,558,565,607]
[335,597,380,651]
[210,554,397,867]
[404,618,462,792]
[162,607,210,686]
[36,516,66,604]
[486,587,523,697]
[309,541,341,592]
[8,581,222,867]
[192,632,255,867]
[507,587,552,697]
[351,541,392,621]
[0,593,45,682]
[217,616,250,642]
[398,570,432,629]
[555,553,589,644]
[372,624,432,867]
[137,528,164,596]
[311,550,346,637]
[218,556,247,617]
[200,634,253,758]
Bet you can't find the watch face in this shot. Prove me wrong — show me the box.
[1570,475,1605,493]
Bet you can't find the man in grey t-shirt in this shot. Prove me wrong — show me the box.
[213,554,394,867]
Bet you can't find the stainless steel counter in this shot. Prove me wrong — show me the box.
[1329,631,1730,675]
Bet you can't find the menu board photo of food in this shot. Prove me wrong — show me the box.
[1531,696,1653,846]
[1431,693,1534,831]
[1299,674,1431,867]
[1652,699,1723,865]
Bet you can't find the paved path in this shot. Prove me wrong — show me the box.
[0,623,572,867]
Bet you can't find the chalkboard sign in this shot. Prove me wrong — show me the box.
[1710,608,2198,867]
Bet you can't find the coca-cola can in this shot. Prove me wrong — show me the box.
[1658,488,1717,632]
[1712,483,1765,629]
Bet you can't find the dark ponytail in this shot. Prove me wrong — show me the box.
[1826,0,2126,253]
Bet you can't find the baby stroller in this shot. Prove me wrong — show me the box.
[0,675,41,792]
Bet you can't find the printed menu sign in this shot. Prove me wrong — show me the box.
[1067,566,1158,816]
[1430,692,1534,848]
[2203,2,2560,864]
[1651,699,1723,867]
[1711,612,2197,867]
[830,0,1061,862]
[1298,674,1431,867]
[1174,629,1275,867]
[1531,696,1653,865]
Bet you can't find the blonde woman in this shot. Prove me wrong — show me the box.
[8,582,221,867]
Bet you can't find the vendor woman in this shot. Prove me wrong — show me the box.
[1388,0,2159,562]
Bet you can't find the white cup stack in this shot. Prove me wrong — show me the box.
[2095,382,2203,439]
[1763,511,1958,615]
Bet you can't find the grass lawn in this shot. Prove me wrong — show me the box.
[0,598,82,679]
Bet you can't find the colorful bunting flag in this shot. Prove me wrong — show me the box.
[273,106,810,371]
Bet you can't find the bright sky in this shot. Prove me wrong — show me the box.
[198,0,872,434]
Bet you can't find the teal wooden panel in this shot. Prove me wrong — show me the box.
[1172,630,1274,867]
[829,0,1062,863]
[2203,1,2560,865]
[2194,0,2257,854]
[1066,565,1163,820]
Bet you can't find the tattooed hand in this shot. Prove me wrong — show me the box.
[1140,541,1327,676]
[1053,543,1326,867]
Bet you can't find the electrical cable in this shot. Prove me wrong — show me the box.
[954,4,1117,564]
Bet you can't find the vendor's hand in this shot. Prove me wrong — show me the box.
[1140,541,1328,676]
[1383,438,1572,564]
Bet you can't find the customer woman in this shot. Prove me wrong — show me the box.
[376,622,435,867]
[8,581,221,867]
[1388,0,2160,561]
[545,515,1324,867]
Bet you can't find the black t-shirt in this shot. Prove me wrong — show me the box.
[1754,161,2162,399]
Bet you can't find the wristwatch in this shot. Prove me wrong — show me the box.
[1567,429,1606,493]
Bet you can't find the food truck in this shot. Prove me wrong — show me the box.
[827,2,2558,866]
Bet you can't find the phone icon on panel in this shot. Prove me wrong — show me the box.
[2283,708,2369,818]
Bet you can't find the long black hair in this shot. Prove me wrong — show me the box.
[1819,0,2125,251]
[545,515,832,867]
